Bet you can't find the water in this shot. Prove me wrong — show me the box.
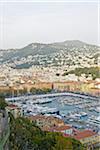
[42,96,94,114]
[38,95,99,130]
[6,93,99,131]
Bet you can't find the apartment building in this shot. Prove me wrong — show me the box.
[73,130,100,150]
[29,115,64,130]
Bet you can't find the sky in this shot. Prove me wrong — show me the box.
[0,0,99,49]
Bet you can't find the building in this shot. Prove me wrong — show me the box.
[53,81,81,92]
[22,82,53,93]
[50,125,73,135]
[73,130,100,149]
[89,88,100,96]
[0,110,10,150]
[29,115,64,130]
[0,86,10,94]
[6,104,23,118]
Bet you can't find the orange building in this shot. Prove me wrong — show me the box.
[0,86,10,92]
[73,130,100,149]
[28,115,64,130]
[23,82,53,92]
[53,81,81,92]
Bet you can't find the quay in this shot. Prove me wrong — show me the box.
[5,92,98,102]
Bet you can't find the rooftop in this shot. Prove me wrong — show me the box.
[51,125,72,132]
[29,115,64,124]
[6,104,20,109]
[73,130,97,140]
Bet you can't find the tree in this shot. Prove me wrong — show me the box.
[9,117,85,150]
[30,88,52,95]
[0,96,8,109]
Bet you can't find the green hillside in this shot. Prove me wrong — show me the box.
[9,116,84,150]
[63,67,100,80]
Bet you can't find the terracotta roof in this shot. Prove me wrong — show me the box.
[73,130,97,140]
[52,125,72,132]
[29,115,64,123]
[29,115,45,120]
[54,81,80,84]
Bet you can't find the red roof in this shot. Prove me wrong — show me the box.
[63,133,72,138]
[73,130,96,140]
[8,104,18,108]
[28,115,64,123]
[51,125,72,132]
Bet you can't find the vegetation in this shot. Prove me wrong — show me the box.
[30,88,52,95]
[63,67,100,80]
[9,117,84,150]
[0,91,12,97]
[0,97,85,150]
[0,87,52,97]
[0,96,8,109]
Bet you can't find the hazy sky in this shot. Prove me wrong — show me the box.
[0,0,99,49]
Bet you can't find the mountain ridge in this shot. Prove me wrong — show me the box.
[0,40,99,68]
[0,40,99,51]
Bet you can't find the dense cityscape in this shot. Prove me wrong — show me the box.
[0,40,100,150]
[0,0,100,149]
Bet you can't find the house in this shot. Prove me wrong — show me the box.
[28,115,64,130]
[50,125,73,135]
[73,130,100,149]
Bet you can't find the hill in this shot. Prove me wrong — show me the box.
[0,40,99,68]
[9,116,84,150]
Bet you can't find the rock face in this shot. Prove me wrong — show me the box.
[0,109,10,150]
[0,40,99,68]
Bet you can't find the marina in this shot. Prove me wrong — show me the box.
[5,92,100,132]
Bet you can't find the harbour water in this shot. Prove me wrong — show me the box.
[6,93,100,132]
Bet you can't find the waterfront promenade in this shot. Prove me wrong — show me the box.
[5,92,98,102]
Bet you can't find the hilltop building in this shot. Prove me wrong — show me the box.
[6,104,23,118]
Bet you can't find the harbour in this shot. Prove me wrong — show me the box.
[5,92,100,132]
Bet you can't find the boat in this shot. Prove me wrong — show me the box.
[80,112,87,117]
[33,98,52,104]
